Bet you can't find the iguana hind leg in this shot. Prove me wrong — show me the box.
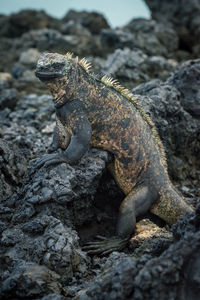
[83,184,156,255]
[151,184,193,225]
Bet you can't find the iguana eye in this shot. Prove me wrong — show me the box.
[52,62,65,70]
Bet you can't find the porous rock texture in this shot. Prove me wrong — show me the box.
[145,0,200,55]
[0,3,200,300]
[133,60,200,184]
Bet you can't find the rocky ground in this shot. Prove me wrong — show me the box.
[0,1,200,299]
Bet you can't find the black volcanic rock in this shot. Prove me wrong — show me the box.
[100,19,178,57]
[0,6,200,300]
[63,10,110,34]
[100,48,177,87]
[168,59,200,117]
[145,0,200,55]
[0,148,111,298]
[0,10,61,38]
[77,210,200,300]
[133,76,200,183]
[0,138,27,198]
[125,18,179,55]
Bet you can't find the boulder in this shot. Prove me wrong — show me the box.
[63,10,110,34]
[19,48,40,67]
[168,59,200,117]
[101,48,177,88]
[20,28,101,57]
[145,0,200,55]
[0,148,110,298]
[0,10,61,38]
[133,78,200,182]
[77,209,200,300]
[100,19,178,57]
[0,138,27,198]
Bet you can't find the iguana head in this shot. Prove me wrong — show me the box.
[35,52,75,80]
[35,52,78,105]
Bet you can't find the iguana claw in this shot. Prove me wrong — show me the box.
[31,153,69,169]
[83,236,129,256]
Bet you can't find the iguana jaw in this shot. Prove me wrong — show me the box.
[35,71,64,81]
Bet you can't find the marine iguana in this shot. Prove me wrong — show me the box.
[34,52,193,255]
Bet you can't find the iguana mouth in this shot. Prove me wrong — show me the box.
[35,71,63,80]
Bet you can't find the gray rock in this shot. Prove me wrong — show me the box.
[0,88,18,110]
[77,212,200,300]
[0,263,62,299]
[19,48,40,67]
[0,138,27,198]
[39,294,67,300]
[133,79,200,183]
[145,0,200,56]
[0,72,12,89]
[60,20,91,36]
[20,28,101,57]
[0,78,15,121]
[0,9,61,38]
[0,93,55,162]
[100,18,178,57]
[0,147,111,298]
[168,59,200,117]
[21,29,75,54]
[125,18,179,55]
[102,48,177,88]
[63,10,110,34]
[100,28,137,54]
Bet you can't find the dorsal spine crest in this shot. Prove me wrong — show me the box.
[65,52,73,59]
[79,57,92,73]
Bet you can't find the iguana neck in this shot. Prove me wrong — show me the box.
[46,76,77,106]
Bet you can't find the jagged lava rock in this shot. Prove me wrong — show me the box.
[77,209,200,300]
[0,138,27,198]
[0,72,18,110]
[100,48,177,87]
[100,18,178,57]
[133,76,200,183]
[168,59,200,117]
[0,148,110,298]
[62,10,110,34]
[145,0,200,55]
[0,10,61,38]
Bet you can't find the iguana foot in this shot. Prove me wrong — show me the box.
[83,235,129,256]
[31,153,68,169]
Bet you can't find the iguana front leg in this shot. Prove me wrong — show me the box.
[33,109,92,168]
[48,117,70,153]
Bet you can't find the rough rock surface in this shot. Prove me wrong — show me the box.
[168,59,200,117]
[100,19,178,57]
[0,148,110,299]
[145,0,200,55]
[0,9,61,38]
[77,208,200,300]
[133,60,200,184]
[0,5,200,300]
[0,138,27,198]
[99,48,177,87]
[62,10,110,34]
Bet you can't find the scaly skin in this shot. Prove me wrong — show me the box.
[34,52,193,255]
